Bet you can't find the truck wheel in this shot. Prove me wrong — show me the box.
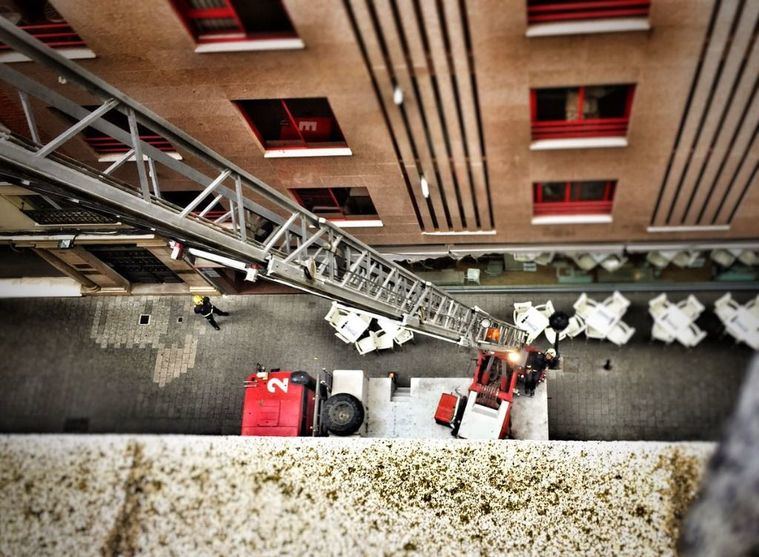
[322,393,364,436]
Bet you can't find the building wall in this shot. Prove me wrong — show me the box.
[1,0,756,250]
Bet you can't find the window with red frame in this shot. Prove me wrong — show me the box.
[291,187,377,218]
[526,0,651,25]
[531,85,635,141]
[170,0,296,44]
[236,98,347,150]
[533,181,616,216]
[0,1,86,52]
[75,105,174,155]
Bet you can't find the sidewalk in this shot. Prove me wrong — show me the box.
[0,291,753,439]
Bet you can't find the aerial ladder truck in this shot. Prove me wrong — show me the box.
[0,18,535,440]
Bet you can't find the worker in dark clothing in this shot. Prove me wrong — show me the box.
[523,352,549,397]
[193,295,229,330]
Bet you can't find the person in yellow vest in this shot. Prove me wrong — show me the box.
[192,295,229,330]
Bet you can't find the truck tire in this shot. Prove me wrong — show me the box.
[322,393,364,436]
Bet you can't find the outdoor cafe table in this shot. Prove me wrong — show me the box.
[724,306,759,350]
[655,304,695,346]
[516,306,549,339]
[584,303,622,337]
[337,313,371,343]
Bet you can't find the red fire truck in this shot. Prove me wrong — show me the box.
[241,348,534,440]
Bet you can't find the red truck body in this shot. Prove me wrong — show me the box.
[241,371,315,437]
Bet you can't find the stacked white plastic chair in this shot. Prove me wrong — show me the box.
[715,293,759,350]
[648,293,707,347]
[574,291,634,344]
[325,302,413,354]
[649,294,674,344]
[600,254,628,273]
[672,251,702,268]
[710,249,738,268]
[738,250,759,266]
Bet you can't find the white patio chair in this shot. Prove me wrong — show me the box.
[394,328,414,346]
[600,255,628,273]
[586,326,606,340]
[535,300,555,318]
[513,252,540,262]
[651,323,675,344]
[678,323,707,348]
[375,331,395,351]
[686,325,707,348]
[534,252,555,266]
[544,327,565,345]
[648,293,668,317]
[746,295,759,318]
[602,291,631,316]
[677,295,705,321]
[324,302,349,329]
[573,293,597,319]
[714,293,739,323]
[572,253,598,271]
[513,301,532,323]
[672,251,702,268]
[738,250,759,266]
[564,315,587,338]
[710,249,737,268]
[607,321,635,347]
[355,331,378,355]
[646,251,673,269]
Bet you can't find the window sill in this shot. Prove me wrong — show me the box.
[530,137,628,151]
[97,152,183,163]
[330,219,383,228]
[194,38,304,53]
[532,214,612,225]
[526,18,650,38]
[0,47,95,63]
[421,230,497,236]
[264,147,352,159]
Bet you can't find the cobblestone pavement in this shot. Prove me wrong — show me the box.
[0,291,754,440]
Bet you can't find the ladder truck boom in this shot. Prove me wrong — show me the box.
[0,18,525,353]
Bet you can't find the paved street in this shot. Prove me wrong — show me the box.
[0,291,754,440]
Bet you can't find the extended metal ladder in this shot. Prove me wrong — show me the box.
[0,18,525,352]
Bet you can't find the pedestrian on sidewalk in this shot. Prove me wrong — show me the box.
[193,295,229,330]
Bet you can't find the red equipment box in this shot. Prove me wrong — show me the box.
[241,371,315,437]
[434,393,459,426]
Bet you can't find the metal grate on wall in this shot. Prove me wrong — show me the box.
[651,0,759,228]
[343,0,494,233]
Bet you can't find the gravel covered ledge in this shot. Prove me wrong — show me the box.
[0,436,713,556]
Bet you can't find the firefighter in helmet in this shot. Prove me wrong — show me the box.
[193,295,229,330]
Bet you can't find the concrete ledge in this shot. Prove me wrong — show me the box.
[0,436,712,555]
[0,48,95,63]
[526,18,650,38]
[0,277,81,298]
[530,137,628,150]
[532,214,613,225]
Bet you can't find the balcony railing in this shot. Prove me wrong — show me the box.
[0,22,85,51]
[533,200,613,216]
[527,0,651,24]
[23,208,118,225]
[531,117,629,140]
